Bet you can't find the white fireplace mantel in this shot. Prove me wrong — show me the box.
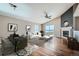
[60,27,73,38]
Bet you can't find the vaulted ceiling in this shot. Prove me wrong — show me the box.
[74,4,79,17]
[0,3,74,24]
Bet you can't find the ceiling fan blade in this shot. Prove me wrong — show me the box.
[48,17,51,19]
[44,11,52,19]
[49,16,51,17]
[44,12,48,18]
[45,14,48,18]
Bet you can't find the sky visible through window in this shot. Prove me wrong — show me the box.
[45,25,54,32]
[35,25,39,33]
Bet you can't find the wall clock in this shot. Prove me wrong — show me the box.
[64,21,69,27]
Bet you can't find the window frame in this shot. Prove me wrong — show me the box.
[45,24,54,32]
[35,25,39,33]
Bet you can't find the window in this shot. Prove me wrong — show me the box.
[35,25,39,33]
[45,25,54,32]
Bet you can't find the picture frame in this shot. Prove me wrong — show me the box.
[8,23,18,32]
[25,25,31,31]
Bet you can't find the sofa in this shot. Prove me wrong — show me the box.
[28,35,53,47]
[2,34,28,55]
[8,34,28,51]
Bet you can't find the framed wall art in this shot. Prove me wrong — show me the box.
[25,25,31,31]
[8,23,18,32]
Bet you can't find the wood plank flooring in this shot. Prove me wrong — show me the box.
[31,37,79,56]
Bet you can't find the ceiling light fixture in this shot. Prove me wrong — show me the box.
[9,3,17,10]
[44,11,52,19]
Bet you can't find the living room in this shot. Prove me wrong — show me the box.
[0,3,79,56]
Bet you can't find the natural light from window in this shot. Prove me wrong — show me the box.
[35,25,39,33]
[45,25,54,32]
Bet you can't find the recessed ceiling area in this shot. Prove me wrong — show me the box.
[0,3,74,24]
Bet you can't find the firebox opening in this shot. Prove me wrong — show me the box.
[63,31,69,37]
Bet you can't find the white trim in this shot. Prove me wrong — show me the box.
[60,27,72,38]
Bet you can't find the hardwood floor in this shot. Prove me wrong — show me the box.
[31,37,79,56]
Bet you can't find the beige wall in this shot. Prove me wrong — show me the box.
[42,17,61,37]
[75,17,79,30]
[0,15,40,38]
[40,24,43,31]
[0,18,2,37]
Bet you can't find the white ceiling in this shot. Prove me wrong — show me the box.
[74,4,79,17]
[0,3,74,24]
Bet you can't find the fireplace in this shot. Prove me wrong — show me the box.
[63,31,69,37]
[61,27,72,38]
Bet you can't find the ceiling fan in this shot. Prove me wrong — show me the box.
[9,3,17,10]
[44,11,52,19]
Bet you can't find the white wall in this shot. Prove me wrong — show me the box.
[73,31,79,42]
[73,17,79,42]
[43,17,61,37]
[0,15,41,38]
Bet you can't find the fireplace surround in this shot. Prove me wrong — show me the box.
[60,27,73,38]
[63,31,69,37]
